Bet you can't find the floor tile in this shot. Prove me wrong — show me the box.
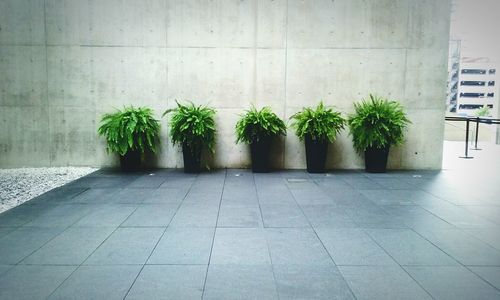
[343,204,406,229]
[148,227,214,264]
[126,265,206,299]
[370,178,416,190]
[360,189,438,205]
[73,204,137,227]
[2,168,500,299]
[366,229,458,266]
[314,178,355,191]
[0,226,66,264]
[85,227,163,265]
[169,204,219,227]
[382,205,454,230]
[23,204,93,227]
[260,204,310,228]
[301,205,357,228]
[128,174,167,188]
[469,266,500,290]
[112,188,158,204]
[463,205,500,226]
[120,204,178,227]
[0,264,13,276]
[217,204,263,228]
[0,206,40,227]
[339,266,432,300]
[290,188,335,205]
[257,186,297,205]
[32,187,88,204]
[68,188,122,204]
[266,228,332,265]
[142,188,188,204]
[0,265,76,300]
[420,201,498,228]
[415,228,500,265]
[0,226,16,238]
[463,227,500,251]
[405,266,500,300]
[341,177,384,190]
[22,227,114,265]
[273,264,355,300]
[203,264,278,300]
[159,177,196,189]
[316,228,396,266]
[321,189,373,206]
[211,228,271,265]
[49,265,142,300]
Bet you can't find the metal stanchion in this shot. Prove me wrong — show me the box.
[459,118,474,159]
[470,117,482,150]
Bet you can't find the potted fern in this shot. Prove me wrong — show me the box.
[290,102,345,173]
[163,101,216,173]
[236,106,286,172]
[347,94,411,173]
[98,106,160,171]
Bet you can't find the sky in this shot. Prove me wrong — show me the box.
[450,0,500,62]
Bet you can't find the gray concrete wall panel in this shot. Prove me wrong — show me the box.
[0,0,451,169]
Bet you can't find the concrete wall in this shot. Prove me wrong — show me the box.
[0,0,451,169]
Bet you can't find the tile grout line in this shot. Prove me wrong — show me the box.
[362,228,437,300]
[409,227,500,293]
[44,202,144,299]
[283,172,359,300]
[15,199,104,267]
[281,0,289,170]
[200,169,227,300]
[121,173,199,299]
[253,173,281,300]
[32,173,162,298]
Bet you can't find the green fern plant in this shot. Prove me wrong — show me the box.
[475,106,491,117]
[98,106,160,155]
[235,106,286,144]
[347,94,411,153]
[163,101,216,153]
[290,102,345,143]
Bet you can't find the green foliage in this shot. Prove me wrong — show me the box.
[163,101,216,153]
[475,106,491,117]
[347,94,411,153]
[290,102,345,143]
[98,106,160,156]
[235,106,287,144]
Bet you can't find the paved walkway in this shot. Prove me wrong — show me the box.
[0,167,499,299]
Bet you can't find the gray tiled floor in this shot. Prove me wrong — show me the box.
[0,168,500,299]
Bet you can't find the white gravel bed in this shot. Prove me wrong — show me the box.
[0,167,97,214]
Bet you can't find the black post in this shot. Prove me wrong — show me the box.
[460,118,473,159]
[471,117,482,150]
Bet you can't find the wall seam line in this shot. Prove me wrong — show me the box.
[43,0,52,166]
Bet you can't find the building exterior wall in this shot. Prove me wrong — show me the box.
[456,62,498,116]
[0,0,451,169]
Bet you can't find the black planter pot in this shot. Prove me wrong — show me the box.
[250,136,272,173]
[119,150,142,171]
[182,143,202,173]
[364,146,390,173]
[304,135,328,173]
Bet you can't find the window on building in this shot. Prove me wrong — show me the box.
[459,104,483,109]
[489,69,496,74]
[460,81,485,86]
[460,92,485,98]
[488,81,495,86]
[461,69,486,74]
[487,93,494,97]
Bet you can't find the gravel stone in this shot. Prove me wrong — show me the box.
[0,167,97,214]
